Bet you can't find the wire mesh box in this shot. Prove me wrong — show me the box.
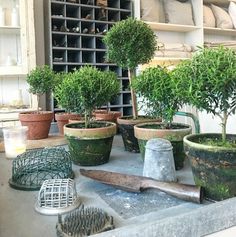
[35,179,81,215]
[9,147,74,190]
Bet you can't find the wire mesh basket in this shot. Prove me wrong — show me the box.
[35,179,81,215]
[9,147,74,191]
[56,205,115,237]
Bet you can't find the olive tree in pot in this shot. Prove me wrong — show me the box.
[132,66,191,169]
[53,72,81,135]
[103,17,158,152]
[63,66,120,166]
[19,65,56,140]
[174,46,236,200]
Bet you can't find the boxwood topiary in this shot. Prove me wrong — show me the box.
[173,46,236,143]
[103,17,156,119]
[54,66,120,128]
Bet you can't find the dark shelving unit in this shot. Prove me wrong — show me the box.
[44,0,133,116]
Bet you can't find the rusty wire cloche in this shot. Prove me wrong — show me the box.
[9,147,74,191]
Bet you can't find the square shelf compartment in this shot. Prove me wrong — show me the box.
[108,0,120,8]
[96,38,106,49]
[123,93,131,105]
[109,66,121,76]
[123,106,132,116]
[81,21,95,34]
[68,65,80,72]
[120,11,130,20]
[51,18,66,32]
[66,4,80,18]
[96,65,109,71]
[67,35,80,48]
[52,34,67,47]
[95,8,108,21]
[81,6,94,20]
[120,0,131,10]
[67,51,81,62]
[80,0,95,5]
[82,36,95,48]
[122,69,128,77]
[108,9,120,22]
[122,80,130,92]
[53,50,66,62]
[110,94,122,106]
[96,51,106,63]
[66,19,80,32]
[53,65,68,72]
[51,2,65,17]
[95,22,108,34]
[82,51,95,63]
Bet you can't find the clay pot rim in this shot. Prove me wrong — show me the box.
[19,111,53,115]
[184,133,236,151]
[64,121,117,139]
[117,116,161,125]
[134,122,192,141]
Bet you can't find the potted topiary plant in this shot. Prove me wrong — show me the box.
[103,17,158,152]
[174,46,236,200]
[63,66,120,166]
[19,65,56,140]
[53,72,81,135]
[132,65,192,169]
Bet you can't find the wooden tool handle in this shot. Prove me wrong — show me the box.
[141,179,203,204]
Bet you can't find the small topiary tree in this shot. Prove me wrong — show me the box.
[132,65,185,128]
[27,65,56,113]
[103,17,156,119]
[54,71,82,114]
[54,66,120,128]
[173,46,236,143]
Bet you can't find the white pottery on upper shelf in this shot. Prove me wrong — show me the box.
[0,7,5,26]
[11,7,19,27]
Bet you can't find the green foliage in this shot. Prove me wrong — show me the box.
[132,66,184,127]
[27,65,56,95]
[103,17,157,119]
[54,66,120,128]
[103,17,156,70]
[53,72,83,114]
[26,65,56,112]
[173,46,236,142]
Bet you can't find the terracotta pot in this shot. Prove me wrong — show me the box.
[94,112,115,122]
[184,133,236,201]
[93,110,121,123]
[64,121,117,166]
[19,111,54,140]
[55,113,81,135]
[112,111,122,122]
[117,116,161,153]
[134,122,192,169]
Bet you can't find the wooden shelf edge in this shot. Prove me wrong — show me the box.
[204,27,236,36]
[144,22,201,32]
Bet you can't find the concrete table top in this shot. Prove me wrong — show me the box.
[0,135,236,237]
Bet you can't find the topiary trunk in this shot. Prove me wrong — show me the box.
[128,68,138,120]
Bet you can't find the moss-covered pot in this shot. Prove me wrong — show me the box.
[64,121,116,166]
[117,116,161,153]
[184,133,236,201]
[134,122,192,170]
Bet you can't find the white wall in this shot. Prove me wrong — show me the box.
[198,112,236,134]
